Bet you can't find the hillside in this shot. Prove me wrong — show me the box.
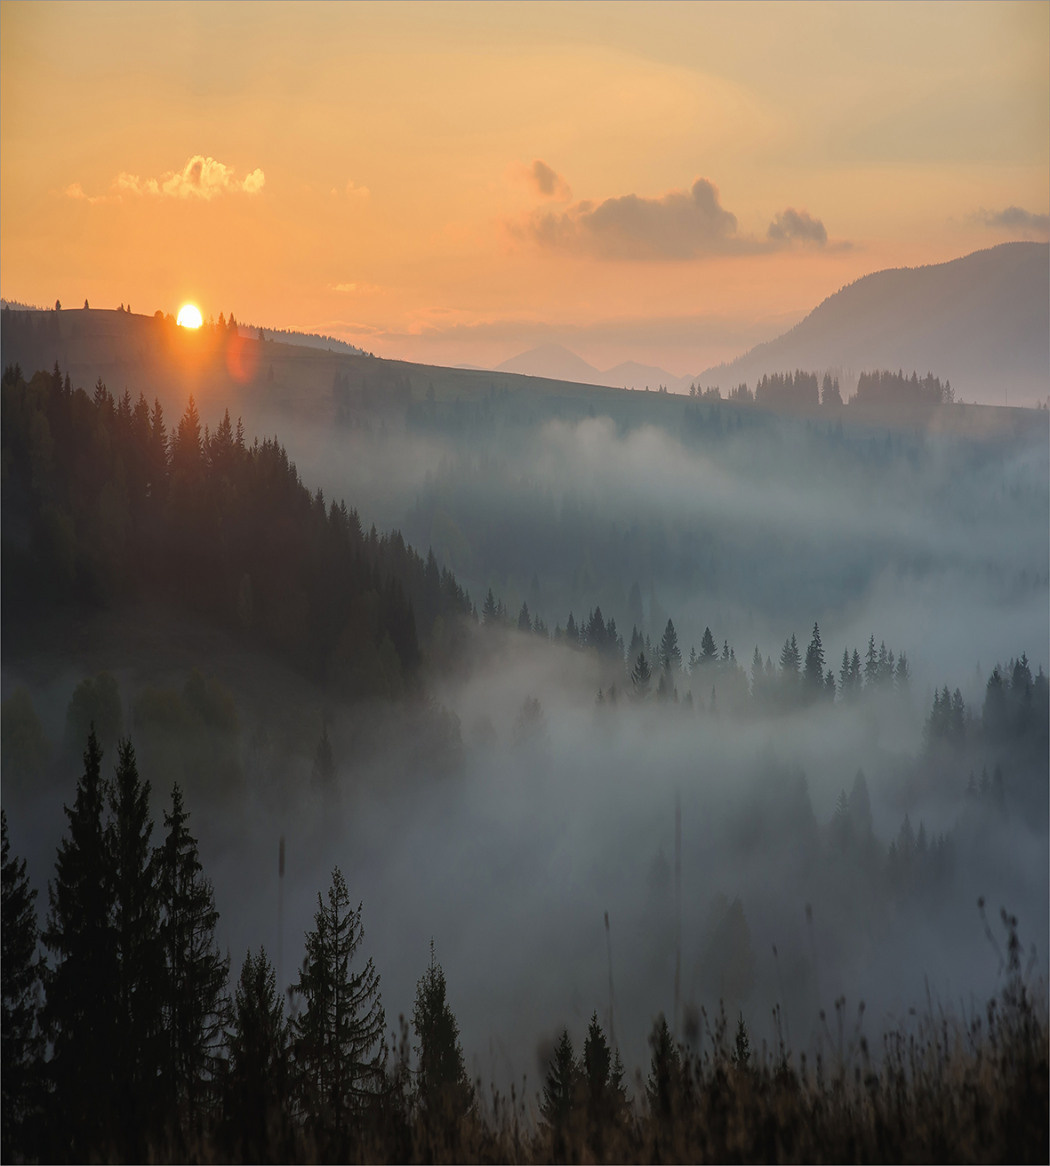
[698,242,1049,407]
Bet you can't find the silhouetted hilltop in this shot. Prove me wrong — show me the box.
[698,242,1049,407]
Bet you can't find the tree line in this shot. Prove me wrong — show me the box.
[3,729,1045,1163]
[1,728,476,1162]
[1,363,472,698]
[691,368,952,409]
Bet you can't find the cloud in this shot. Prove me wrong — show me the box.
[67,156,265,203]
[977,206,1050,234]
[529,160,570,200]
[345,179,370,199]
[157,155,265,199]
[63,181,105,205]
[525,178,747,261]
[767,207,828,246]
[519,178,843,261]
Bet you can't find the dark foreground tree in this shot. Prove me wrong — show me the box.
[582,1012,628,1159]
[224,948,291,1163]
[292,867,386,1158]
[157,783,230,1151]
[42,727,119,1160]
[108,737,165,1159]
[412,942,473,1148]
[540,1028,581,1160]
[646,1013,686,1126]
[2,810,43,1160]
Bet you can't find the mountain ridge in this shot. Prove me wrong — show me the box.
[698,241,1049,406]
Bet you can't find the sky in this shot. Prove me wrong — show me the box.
[2,1,1048,375]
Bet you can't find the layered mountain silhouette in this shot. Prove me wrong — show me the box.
[496,343,694,393]
[698,241,1049,406]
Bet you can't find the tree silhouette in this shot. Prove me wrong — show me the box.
[803,622,825,696]
[540,1028,580,1160]
[645,1014,684,1125]
[582,1012,627,1159]
[157,783,230,1150]
[631,652,653,698]
[2,810,43,1161]
[225,947,291,1163]
[659,618,681,673]
[412,942,473,1146]
[292,867,385,1157]
[107,737,165,1159]
[42,727,118,1160]
[699,626,718,664]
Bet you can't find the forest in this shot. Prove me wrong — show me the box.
[2,348,1048,1163]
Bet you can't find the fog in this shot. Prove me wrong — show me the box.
[3,377,1046,1101]
[260,398,1048,697]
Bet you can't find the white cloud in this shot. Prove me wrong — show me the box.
[66,155,266,203]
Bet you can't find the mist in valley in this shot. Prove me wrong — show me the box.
[3,364,1047,1098]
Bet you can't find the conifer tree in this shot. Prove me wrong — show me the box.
[631,652,652,698]
[157,783,230,1147]
[803,622,825,694]
[292,867,385,1158]
[225,948,290,1163]
[780,634,801,679]
[107,738,165,1159]
[540,1029,580,1159]
[42,728,118,1160]
[172,395,204,478]
[582,1012,627,1158]
[659,618,681,673]
[699,626,718,663]
[412,942,473,1142]
[645,1013,684,1124]
[2,810,44,1161]
[839,648,852,697]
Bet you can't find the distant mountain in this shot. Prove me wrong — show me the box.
[496,343,693,392]
[496,343,607,384]
[697,242,1049,406]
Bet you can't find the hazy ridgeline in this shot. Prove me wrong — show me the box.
[2,357,1047,1161]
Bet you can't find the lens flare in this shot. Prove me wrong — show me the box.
[176,303,203,328]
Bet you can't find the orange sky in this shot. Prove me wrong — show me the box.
[2,1,1047,375]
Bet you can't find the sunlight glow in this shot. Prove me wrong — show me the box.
[176,303,203,329]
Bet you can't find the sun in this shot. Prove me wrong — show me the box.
[176,303,203,329]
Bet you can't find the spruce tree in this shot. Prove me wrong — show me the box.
[582,1012,627,1158]
[631,652,652,698]
[292,867,385,1158]
[540,1028,580,1159]
[803,622,825,694]
[659,618,681,673]
[645,1013,684,1124]
[699,626,718,663]
[225,948,290,1163]
[412,942,473,1143]
[108,737,165,1159]
[864,635,879,687]
[157,783,230,1148]
[2,810,44,1161]
[43,727,118,1160]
